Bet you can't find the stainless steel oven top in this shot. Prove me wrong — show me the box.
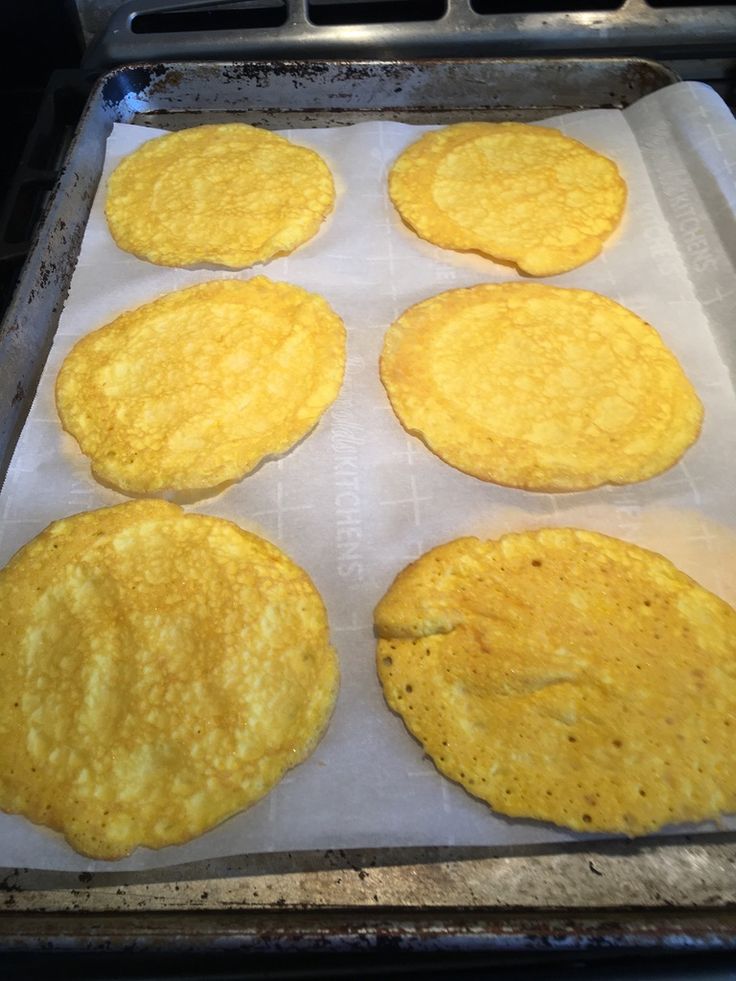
[77,0,736,101]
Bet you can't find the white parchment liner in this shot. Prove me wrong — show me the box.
[1,81,735,871]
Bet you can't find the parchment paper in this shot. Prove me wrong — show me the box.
[1,81,735,872]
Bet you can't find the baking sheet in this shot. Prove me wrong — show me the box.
[0,80,735,872]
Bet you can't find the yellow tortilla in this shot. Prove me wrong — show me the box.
[0,500,339,859]
[389,122,626,275]
[56,277,346,495]
[375,528,736,836]
[105,123,335,267]
[379,283,702,491]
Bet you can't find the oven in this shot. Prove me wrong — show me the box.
[1,1,735,973]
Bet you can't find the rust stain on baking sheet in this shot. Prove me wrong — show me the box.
[222,61,332,88]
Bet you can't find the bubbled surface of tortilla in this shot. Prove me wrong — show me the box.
[56,277,346,495]
[375,529,736,836]
[389,122,626,275]
[0,500,339,860]
[105,123,335,268]
[379,283,702,491]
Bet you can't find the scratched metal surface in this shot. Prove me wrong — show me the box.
[2,59,735,952]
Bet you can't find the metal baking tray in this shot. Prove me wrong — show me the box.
[1,58,735,956]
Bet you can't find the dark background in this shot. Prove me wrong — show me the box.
[0,1,82,189]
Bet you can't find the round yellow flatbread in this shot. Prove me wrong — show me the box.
[379,283,702,491]
[105,123,335,268]
[389,122,626,275]
[0,500,339,859]
[56,277,346,495]
[375,529,736,836]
